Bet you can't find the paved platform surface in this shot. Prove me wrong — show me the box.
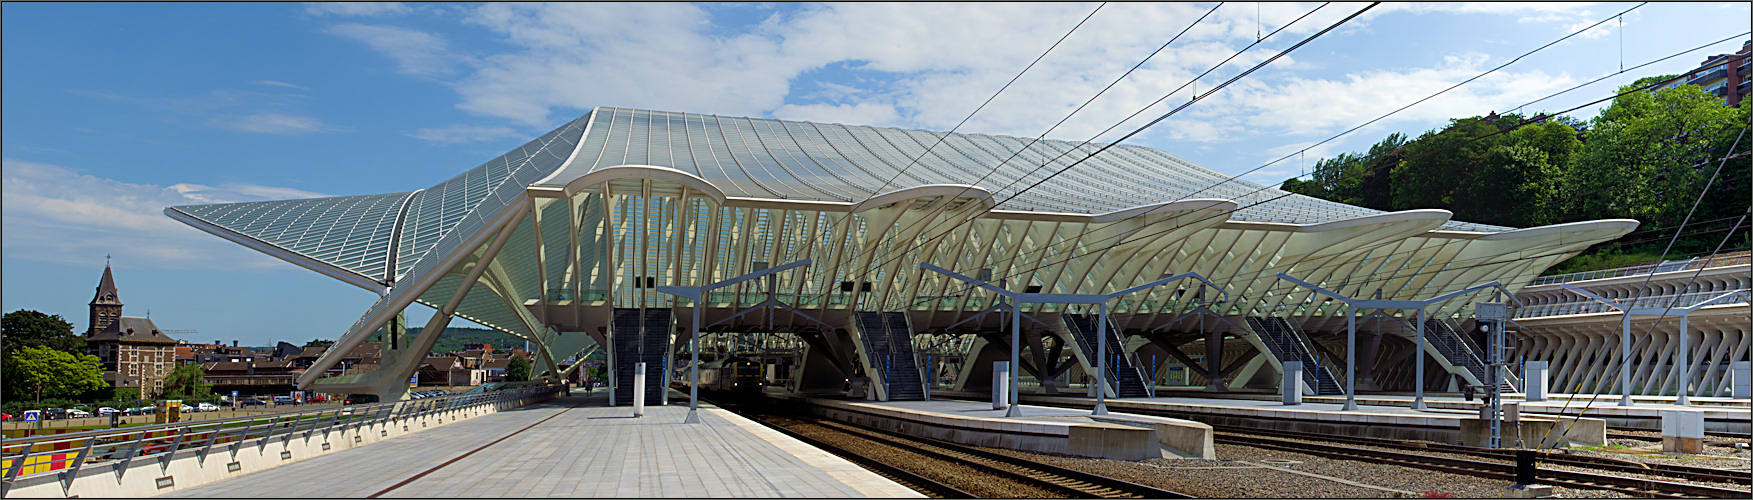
[161,392,919,498]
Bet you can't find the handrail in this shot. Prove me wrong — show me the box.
[1514,290,1752,318]
[1530,252,1750,286]
[0,385,561,490]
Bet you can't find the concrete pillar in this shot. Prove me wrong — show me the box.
[1356,330,1382,390]
[632,362,646,418]
[1282,361,1303,405]
[1205,327,1226,392]
[1524,361,1549,402]
[1732,361,1751,399]
[993,361,1010,410]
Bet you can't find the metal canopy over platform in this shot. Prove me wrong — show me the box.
[165,107,1636,401]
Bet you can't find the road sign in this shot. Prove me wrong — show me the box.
[21,410,39,422]
[410,375,418,388]
[231,390,239,401]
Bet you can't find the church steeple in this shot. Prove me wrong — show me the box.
[89,262,123,336]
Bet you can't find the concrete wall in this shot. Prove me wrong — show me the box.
[4,389,559,498]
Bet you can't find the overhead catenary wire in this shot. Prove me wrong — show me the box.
[847,2,1229,273]
[856,2,1106,203]
[1533,124,1749,450]
[859,2,1658,286]
[981,69,1746,303]
[970,43,1749,292]
[852,2,1363,281]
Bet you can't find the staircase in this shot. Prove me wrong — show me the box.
[853,312,925,401]
[1424,318,1519,391]
[1244,317,1343,395]
[1061,314,1151,398]
[611,308,672,405]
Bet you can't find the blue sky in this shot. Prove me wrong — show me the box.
[4,2,1748,347]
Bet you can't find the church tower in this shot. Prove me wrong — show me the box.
[89,264,123,336]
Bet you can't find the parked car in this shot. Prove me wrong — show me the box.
[2,413,12,421]
[272,396,298,405]
[307,394,328,403]
[67,409,91,418]
[97,407,120,415]
[134,406,157,415]
[240,398,268,407]
[343,394,377,405]
[196,403,221,412]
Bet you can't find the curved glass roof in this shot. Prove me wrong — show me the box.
[563,108,1509,232]
[170,191,414,283]
[170,107,1510,288]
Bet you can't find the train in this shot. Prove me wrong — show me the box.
[696,355,765,396]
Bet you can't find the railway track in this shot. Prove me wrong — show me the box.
[756,420,975,498]
[1215,424,1752,487]
[709,394,1192,498]
[807,417,1189,499]
[938,393,1749,494]
[1215,432,1750,498]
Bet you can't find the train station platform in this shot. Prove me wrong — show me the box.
[984,390,1750,435]
[162,392,920,498]
[810,391,1610,447]
[769,393,1217,460]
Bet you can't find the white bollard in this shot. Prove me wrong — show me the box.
[1660,409,1704,453]
[632,362,646,418]
[1282,361,1304,405]
[993,361,1010,410]
[1524,361,1549,402]
[1732,361,1751,399]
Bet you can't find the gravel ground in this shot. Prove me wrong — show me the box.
[977,442,1675,498]
[1563,438,1752,471]
[1611,428,1751,444]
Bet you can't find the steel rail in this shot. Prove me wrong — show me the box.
[810,417,1193,498]
[757,419,976,499]
[1214,424,1751,486]
[1214,433,1749,498]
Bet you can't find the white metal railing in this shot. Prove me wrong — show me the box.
[1530,252,1750,286]
[1515,290,1752,318]
[0,386,560,496]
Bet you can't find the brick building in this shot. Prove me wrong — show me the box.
[83,265,181,397]
[1657,39,1750,106]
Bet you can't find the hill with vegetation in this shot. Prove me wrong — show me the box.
[1281,75,1750,275]
[406,326,528,354]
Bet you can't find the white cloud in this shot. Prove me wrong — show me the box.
[1,158,325,271]
[325,23,463,78]
[771,102,901,127]
[250,80,313,91]
[315,2,1600,163]
[304,2,411,17]
[408,124,524,144]
[205,112,331,134]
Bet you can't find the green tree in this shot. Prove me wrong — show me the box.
[2,345,107,403]
[162,363,212,399]
[1,310,85,354]
[506,357,531,382]
[1282,133,1405,210]
[1391,116,1514,211]
[1567,79,1749,255]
